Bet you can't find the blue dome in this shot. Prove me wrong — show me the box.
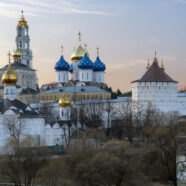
[78,53,94,70]
[55,55,70,71]
[69,64,73,73]
[93,56,106,72]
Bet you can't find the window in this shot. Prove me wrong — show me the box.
[64,74,65,81]
[19,41,22,50]
[27,60,29,65]
[6,89,8,95]
[87,73,88,80]
[11,89,13,95]
[58,74,60,81]
[82,73,83,80]
[76,72,78,79]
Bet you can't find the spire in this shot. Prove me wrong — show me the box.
[97,46,99,57]
[8,51,11,65]
[78,31,81,43]
[146,59,150,69]
[61,45,64,55]
[21,10,24,18]
[153,51,159,65]
[84,43,88,52]
[161,60,165,71]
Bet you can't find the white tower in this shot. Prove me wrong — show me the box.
[16,11,33,68]
[55,46,69,83]
[2,52,17,101]
[58,93,71,121]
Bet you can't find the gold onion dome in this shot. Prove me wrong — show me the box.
[17,11,28,27]
[70,32,88,62]
[2,52,17,86]
[12,50,21,59]
[59,93,71,107]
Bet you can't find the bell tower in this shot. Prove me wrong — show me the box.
[16,11,33,68]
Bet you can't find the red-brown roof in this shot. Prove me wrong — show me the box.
[131,62,177,83]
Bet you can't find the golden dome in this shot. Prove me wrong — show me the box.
[70,42,86,62]
[17,11,28,27]
[2,63,17,86]
[59,93,71,107]
[12,50,21,59]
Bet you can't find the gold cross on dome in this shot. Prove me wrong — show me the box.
[61,45,64,55]
[8,51,11,64]
[97,46,99,56]
[21,10,24,17]
[78,31,81,42]
[84,43,87,51]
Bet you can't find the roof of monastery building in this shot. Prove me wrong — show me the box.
[41,85,108,94]
[0,62,36,71]
[0,99,42,117]
[132,59,177,83]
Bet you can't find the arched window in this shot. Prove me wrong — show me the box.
[87,73,88,80]
[11,89,13,95]
[19,41,22,50]
[82,73,83,80]
[64,74,65,81]
[6,89,8,95]
[18,27,22,37]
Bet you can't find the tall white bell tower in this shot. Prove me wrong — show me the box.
[16,11,33,68]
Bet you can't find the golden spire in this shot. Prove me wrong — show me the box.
[153,51,159,65]
[97,46,99,56]
[146,59,150,69]
[160,60,165,71]
[58,93,71,107]
[2,51,17,86]
[17,10,28,27]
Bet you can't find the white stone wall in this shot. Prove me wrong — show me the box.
[56,71,69,83]
[132,82,178,113]
[71,62,79,81]
[4,85,16,100]
[79,69,93,82]
[93,71,104,83]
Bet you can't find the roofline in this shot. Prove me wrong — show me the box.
[131,79,178,83]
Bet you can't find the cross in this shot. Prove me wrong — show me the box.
[78,31,81,42]
[61,45,64,55]
[97,46,99,56]
[155,51,157,57]
[8,51,11,64]
[21,10,24,17]
[84,43,87,51]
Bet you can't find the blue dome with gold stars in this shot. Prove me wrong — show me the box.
[78,53,93,69]
[55,55,70,71]
[93,56,106,72]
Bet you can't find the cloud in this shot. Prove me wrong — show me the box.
[173,0,186,4]
[6,0,109,16]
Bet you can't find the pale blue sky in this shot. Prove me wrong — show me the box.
[0,0,186,91]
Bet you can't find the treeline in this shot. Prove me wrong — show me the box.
[1,104,186,186]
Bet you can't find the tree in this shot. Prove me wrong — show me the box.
[142,113,186,186]
[1,136,50,186]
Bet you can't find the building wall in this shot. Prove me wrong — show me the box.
[79,69,93,82]
[93,71,104,83]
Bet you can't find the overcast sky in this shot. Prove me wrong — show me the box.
[0,0,186,92]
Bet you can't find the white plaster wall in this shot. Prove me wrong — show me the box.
[71,62,79,81]
[79,69,93,82]
[93,71,104,83]
[56,71,69,83]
